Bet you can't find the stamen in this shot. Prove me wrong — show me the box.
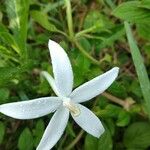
[63,99,80,117]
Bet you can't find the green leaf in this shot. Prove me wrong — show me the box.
[0,122,5,144]
[108,81,127,98]
[0,32,20,54]
[0,67,20,85]
[31,10,58,32]
[98,127,113,150]
[5,0,30,57]
[98,25,125,49]
[33,120,44,147]
[113,1,150,24]
[18,128,34,150]
[116,110,130,127]
[84,134,98,150]
[0,88,10,104]
[137,24,150,40]
[124,22,150,117]
[84,127,113,150]
[66,122,76,138]
[83,10,113,32]
[123,122,150,149]
[139,0,150,9]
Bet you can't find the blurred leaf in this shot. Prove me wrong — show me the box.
[83,10,113,32]
[137,24,150,40]
[0,32,20,54]
[33,119,44,147]
[125,22,150,117]
[98,25,125,49]
[123,122,150,149]
[31,10,58,32]
[0,88,10,104]
[85,127,112,150]
[116,110,130,127]
[5,0,30,54]
[0,23,8,32]
[0,122,5,144]
[108,81,127,98]
[113,1,150,24]
[98,127,113,150]
[0,67,20,85]
[84,134,98,150]
[18,128,33,150]
[139,0,150,9]
[129,80,142,98]
[103,104,121,118]
[66,122,76,138]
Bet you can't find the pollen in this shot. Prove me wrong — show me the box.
[63,98,80,117]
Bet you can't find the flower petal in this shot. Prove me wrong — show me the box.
[70,67,119,103]
[48,40,73,97]
[0,97,61,119]
[41,71,62,97]
[37,106,69,150]
[71,104,104,138]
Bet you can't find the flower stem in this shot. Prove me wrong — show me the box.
[65,0,74,39]
[64,130,84,150]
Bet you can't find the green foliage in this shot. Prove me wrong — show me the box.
[0,122,5,144]
[0,0,150,149]
[113,1,150,24]
[31,11,58,32]
[84,127,112,150]
[33,120,45,147]
[123,122,150,149]
[18,128,34,150]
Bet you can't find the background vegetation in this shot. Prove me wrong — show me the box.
[0,0,150,149]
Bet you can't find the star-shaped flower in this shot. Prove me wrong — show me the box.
[0,40,119,150]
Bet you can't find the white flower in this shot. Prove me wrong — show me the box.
[0,40,119,150]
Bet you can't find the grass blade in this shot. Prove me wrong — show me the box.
[124,21,150,117]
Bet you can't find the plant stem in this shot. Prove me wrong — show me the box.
[64,130,84,150]
[102,92,125,107]
[73,39,100,65]
[65,0,74,39]
[75,26,97,38]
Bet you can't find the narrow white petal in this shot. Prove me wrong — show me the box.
[0,97,61,119]
[41,71,62,97]
[70,67,119,103]
[48,40,73,97]
[71,104,104,138]
[37,106,69,150]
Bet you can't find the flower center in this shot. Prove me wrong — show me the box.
[63,98,80,117]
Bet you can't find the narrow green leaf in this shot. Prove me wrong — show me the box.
[0,122,5,144]
[5,0,30,57]
[0,32,20,54]
[0,88,10,104]
[33,120,44,147]
[0,67,20,85]
[113,1,150,24]
[18,128,33,150]
[124,22,150,117]
[31,10,58,32]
